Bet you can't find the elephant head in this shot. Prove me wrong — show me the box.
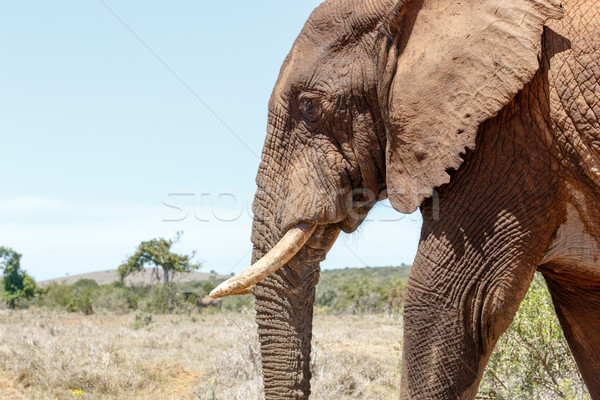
[211,0,565,398]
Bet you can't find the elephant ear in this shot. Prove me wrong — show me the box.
[384,0,563,213]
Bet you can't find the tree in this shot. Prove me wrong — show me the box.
[118,232,201,284]
[0,247,41,309]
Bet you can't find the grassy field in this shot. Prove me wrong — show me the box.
[0,309,402,400]
[0,269,590,399]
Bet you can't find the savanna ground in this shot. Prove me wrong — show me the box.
[0,310,402,399]
[0,269,591,399]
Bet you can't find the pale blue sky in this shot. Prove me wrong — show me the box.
[0,1,421,281]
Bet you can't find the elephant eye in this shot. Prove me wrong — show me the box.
[299,97,320,121]
[300,99,314,113]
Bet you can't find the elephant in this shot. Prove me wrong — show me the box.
[181,292,223,310]
[211,0,600,398]
[197,295,222,310]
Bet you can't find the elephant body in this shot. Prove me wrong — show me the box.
[406,5,600,396]
[215,0,600,398]
[181,292,222,310]
[197,295,222,310]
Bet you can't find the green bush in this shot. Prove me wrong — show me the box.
[221,294,253,311]
[66,291,93,315]
[36,266,406,316]
[142,284,182,313]
[131,310,153,330]
[315,267,409,314]
[479,273,590,399]
[92,283,149,313]
[40,284,74,309]
[38,281,209,314]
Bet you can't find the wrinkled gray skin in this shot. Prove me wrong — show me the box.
[249,0,600,398]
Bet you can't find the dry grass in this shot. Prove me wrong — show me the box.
[0,309,402,399]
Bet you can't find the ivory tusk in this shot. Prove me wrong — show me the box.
[210,222,316,298]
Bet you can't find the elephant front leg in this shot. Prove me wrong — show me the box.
[397,185,563,400]
[400,247,538,399]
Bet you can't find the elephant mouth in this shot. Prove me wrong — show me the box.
[337,193,379,233]
[338,207,371,233]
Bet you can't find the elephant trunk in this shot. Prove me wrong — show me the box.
[254,262,319,398]
[248,189,340,399]
[252,222,315,398]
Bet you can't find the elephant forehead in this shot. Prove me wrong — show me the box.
[269,45,318,101]
[269,48,349,105]
[268,0,397,102]
[307,0,395,33]
[300,0,396,46]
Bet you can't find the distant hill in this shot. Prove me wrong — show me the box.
[320,265,411,280]
[39,268,231,287]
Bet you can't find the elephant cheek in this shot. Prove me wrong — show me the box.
[279,162,350,231]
